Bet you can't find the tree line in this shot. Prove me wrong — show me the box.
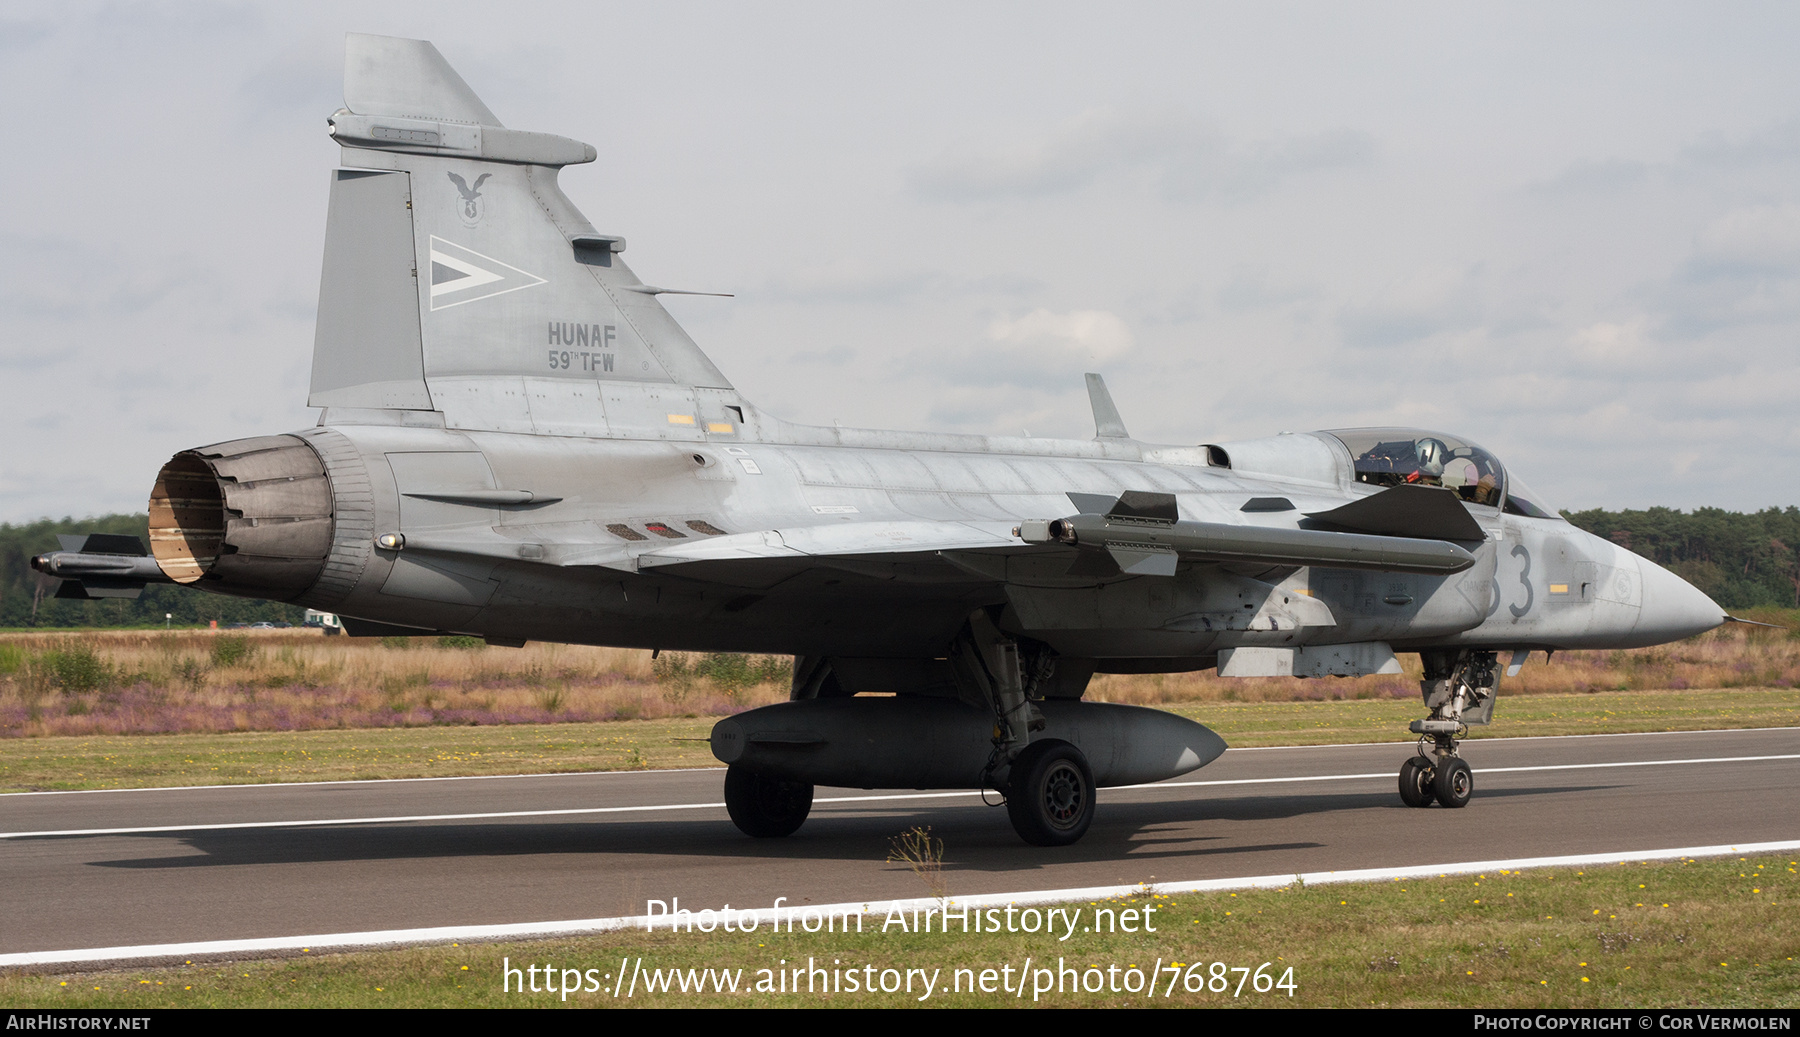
[1564,506,1800,609]
[0,515,304,628]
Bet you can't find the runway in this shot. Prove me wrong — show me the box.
[2,727,1796,960]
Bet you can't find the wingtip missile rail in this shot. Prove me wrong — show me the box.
[30,534,172,600]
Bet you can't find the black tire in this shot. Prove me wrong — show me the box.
[1005,739,1095,846]
[1398,756,1436,807]
[1431,757,1473,808]
[723,766,813,838]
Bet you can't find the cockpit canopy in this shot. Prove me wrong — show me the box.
[1321,428,1559,518]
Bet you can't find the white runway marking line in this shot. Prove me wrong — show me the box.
[1225,724,1800,752]
[8,726,1793,798]
[2,766,711,797]
[4,838,1798,969]
[1120,752,1800,793]
[3,752,1795,840]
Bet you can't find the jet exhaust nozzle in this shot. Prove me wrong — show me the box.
[148,435,338,602]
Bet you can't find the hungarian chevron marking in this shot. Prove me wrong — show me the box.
[428,235,547,310]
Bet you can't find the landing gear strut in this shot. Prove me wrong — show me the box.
[1397,649,1497,808]
[950,611,1093,845]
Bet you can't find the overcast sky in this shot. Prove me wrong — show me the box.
[3,2,1798,522]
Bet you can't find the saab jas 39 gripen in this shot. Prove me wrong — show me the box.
[35,34,1729,846]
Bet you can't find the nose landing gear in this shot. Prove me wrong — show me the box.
[1396,649,1496,808]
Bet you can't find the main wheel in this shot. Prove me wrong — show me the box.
[1398,756,1436,807]
[723,766,814,838]
[1005,739,1095,846]
[1431,756,1473,808]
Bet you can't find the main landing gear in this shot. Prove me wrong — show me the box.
[720,612,1096,846]
[951,612,1094,845]
[1396,649,1497,808]
[1005,738,1096,846]
[723,766,814,837]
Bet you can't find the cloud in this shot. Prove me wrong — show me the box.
[909,107,1373,204]
[1523,124,1800,353]
[1567,319,1650,365]
[910,108,1134,201]
[758,267,1041,307]
[986,308,1133,362]
[763,267,940,306]
[0,233,203,336]
[1690,203,1800,274]
[1678,119,1800,172]
[1531,119,1800,199]
[0,18,52,53]
[88,0,262,41]
[1336,266,1482,350]
[1525,158,1654,198]
[1650,204,1800,338]
[888,308,1135,404]
[233,42,342,127]
[788,345,856,366]
[1216,266,1323,312]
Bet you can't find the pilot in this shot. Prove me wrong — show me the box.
[1415,437,1448,477]
[1444,458,1480,495]
[1473,470,1500,506]
[1442,458,1501,505]
[1400,436,1449,487]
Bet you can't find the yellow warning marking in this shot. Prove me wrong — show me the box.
[1295,588,1314,597]
[1550,583,1569,594]
[666,414,695,425]
[707,423,735,434]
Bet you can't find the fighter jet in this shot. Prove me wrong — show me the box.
[35,34,1728,846]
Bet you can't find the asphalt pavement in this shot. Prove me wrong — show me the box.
[2,727,1795,957]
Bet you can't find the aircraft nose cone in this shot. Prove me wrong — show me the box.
[1634,558,1727,644]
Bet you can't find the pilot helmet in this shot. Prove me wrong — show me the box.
[1414,437,1449,477]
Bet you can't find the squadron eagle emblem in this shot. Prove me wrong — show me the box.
[447,171,490,227]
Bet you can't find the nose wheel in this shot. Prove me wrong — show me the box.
[1398,756,1435,807]
[1432,757,1473,808]
[1395,752,1474,808]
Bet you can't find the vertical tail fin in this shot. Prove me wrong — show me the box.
[342,33,500,127]
[311,34,741,439]
[1085,373,1129,439]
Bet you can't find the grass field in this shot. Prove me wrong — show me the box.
[4,854,1794,1008]
[0,612,1794,792]
[0,609,1793,742]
